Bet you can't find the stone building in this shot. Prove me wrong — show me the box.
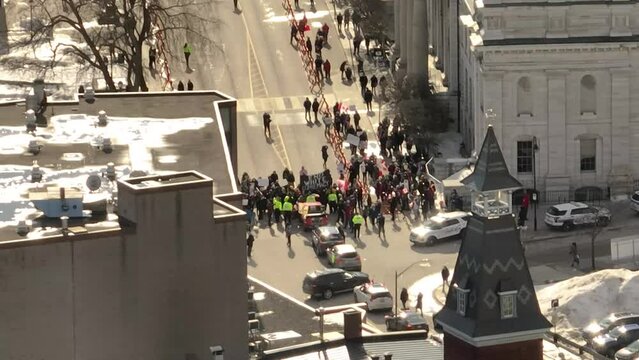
[396,0,639,197]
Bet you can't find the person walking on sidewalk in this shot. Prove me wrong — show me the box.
[321,23,330,44]
[351,10,362,33]
[312,98,320,122]
[339,61,348,80]
[305,36,313,54]
[353,32,363,56]
[323,59,331,80]
[322,112,332,138]
[371,74,379,95]
[400,288,409,309]
[353,110,361,129]
[359,74,368,95]
[352,211,364,240]
[303,97,312,122]
[148,46,156,71]
[336,12,344,33]
[364,88,374,112]
[263,112,272,139]
[344,9,351,31]
[183,43,193,69]
[246,232,255,257]
[570,242,580,268]
[415,292,423,315]
[441,266,450,295]
[365,34,371,55]
[314,55,324,81]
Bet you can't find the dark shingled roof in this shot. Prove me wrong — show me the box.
[461,126,522,192]
[434,216,551,339]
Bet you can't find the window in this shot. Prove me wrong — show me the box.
[456,287,470,316]
[580,138,596,172]
[517,141,533,174]
[517,77,533,116]
[499,292,517,318]
[580,75,597,115]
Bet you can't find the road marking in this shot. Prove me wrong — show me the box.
[240,9,292,170]
[249,275,315,312]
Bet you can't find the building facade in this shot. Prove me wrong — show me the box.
[398,0,639,197]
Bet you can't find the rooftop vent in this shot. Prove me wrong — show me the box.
[31,160,43,182]
[28,140,42,155]
[61,216,69,231]
[105,162,116,181]
[84,86,95,103]
[16,220,30,236]
[25,109,36,133]
[101,137,113,154]
[384,353,393,360]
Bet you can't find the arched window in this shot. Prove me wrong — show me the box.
[517,77,533,116]
[580,75,597,115]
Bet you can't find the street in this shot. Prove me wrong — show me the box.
[164,0,639,333]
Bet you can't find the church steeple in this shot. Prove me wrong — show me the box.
[434,126,551,360]
[462,125,522,219]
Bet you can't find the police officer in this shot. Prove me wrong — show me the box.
[306,193,317,203]
[328,188,338,214]
[352,211,364,240]
[273,196,282,224]
[282,196,293,225]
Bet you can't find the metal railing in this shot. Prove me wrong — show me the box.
[545,331,609,360]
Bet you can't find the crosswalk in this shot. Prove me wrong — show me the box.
[237,93,339,113]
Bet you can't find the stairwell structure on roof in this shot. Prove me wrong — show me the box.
[434,125,552,360]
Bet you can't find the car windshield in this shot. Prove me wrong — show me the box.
[424,219,444,229]
[340,252,358,258]
[406,314,424,323]
[371,291,392,300]
[308,205,325,214]
[547,207,566,216]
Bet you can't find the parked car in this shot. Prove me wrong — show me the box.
[327,244,362,271]
[616,339,639,360]
[297,202,328,230]
[353,282,393,312]
[592,324,639,357]
[312,226,346,255]
[302,268,370,300]
[385,311,429,332]
[544,202,611,231]
[409,211,471,246]
[631,191,639,213]
[583,312,639,342]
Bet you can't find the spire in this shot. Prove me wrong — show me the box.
[461,126,522,192]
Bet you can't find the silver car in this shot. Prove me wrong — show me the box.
[327,244,362,271]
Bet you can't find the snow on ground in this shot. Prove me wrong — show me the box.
[537,268,639,339]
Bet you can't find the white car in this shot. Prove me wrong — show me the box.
[409,211,471,246]
[353,283,393,312]
[631,192,639,213]
[544,202,611,231]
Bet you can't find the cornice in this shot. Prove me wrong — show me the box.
[479,43,636,55]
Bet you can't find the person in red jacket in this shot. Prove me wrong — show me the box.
[518,192,530,227]
[321,22,330,44]
[323,59,331,80]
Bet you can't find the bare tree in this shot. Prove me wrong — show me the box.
[12,0,216,91]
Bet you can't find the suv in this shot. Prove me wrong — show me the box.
[312,226,346,255]
[327,244,362,271]
[544,202,611,231]
[631,192,639,213]
[583,312,639,342]
[409,211,471,246]
[353,283,393,311]
[593,324,639,357]
[302,268,370,300]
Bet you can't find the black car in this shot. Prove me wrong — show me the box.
[592,324,639,358]
[385,311,429,332]
[582,312,639,342]
[311,226,346,256]
[302,268,370,300]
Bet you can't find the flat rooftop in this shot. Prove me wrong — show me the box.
[0,91,238,243]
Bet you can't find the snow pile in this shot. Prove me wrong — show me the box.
[537,269,639,338]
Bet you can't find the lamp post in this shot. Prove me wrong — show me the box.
[532,136,539,231]
[394,258,430,317]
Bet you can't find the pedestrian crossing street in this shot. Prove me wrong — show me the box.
[237,93,341,113]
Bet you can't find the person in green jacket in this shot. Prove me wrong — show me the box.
[273,196,282,224]
[352,212,364,240]
[183,43,193,69]
[327,189,338,214]
[282,197,293,225]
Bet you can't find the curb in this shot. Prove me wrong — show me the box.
[524,224,626,244]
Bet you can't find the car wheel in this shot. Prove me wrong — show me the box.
[561,222,573,231]
[323,288,333,300]
[426,236,437,245]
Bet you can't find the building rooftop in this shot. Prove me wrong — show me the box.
[0,91,240,243]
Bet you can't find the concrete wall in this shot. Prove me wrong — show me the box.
[0,185,247,360]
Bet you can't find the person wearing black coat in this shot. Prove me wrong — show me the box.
[263,112,272,138]
[370,75,378,95]
[336,12,344,32]
[290,24,298,44]
[359,74,368,96]
[177,81,185,91]
[306,37,312,54]
[364,88,374,111]
[246,232,255,257]
[187,79,194,90]
[353,111,361,129]
[312,98,320,122]
[314,55,323,80]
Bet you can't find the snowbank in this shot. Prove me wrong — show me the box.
[537,269,639,338]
